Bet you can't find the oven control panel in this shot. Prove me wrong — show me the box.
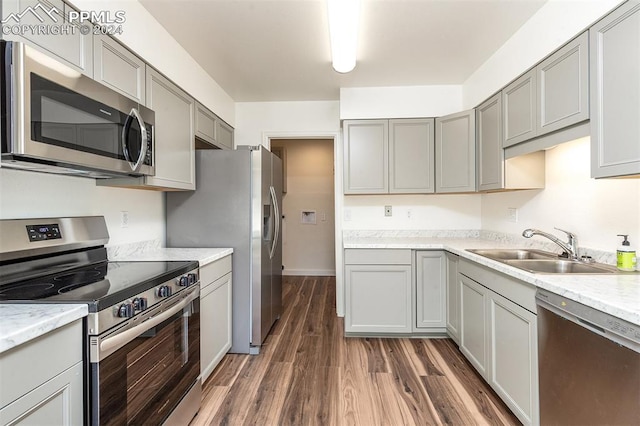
[26,224,61,241]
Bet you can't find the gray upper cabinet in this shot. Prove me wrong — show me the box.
[537,31,589,136]
[1,0,93,76]
[93,35,146,104]
[389,119,435,193]
[435,109,476,193]
[343,120,389,194]
[477,93,504,191]
[503,70,536,147]
[216,119,234,150]
[590,2,640,178]
[477,93,545,192]
[195,102,218,146]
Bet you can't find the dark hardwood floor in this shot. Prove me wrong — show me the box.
[191,276,520,426]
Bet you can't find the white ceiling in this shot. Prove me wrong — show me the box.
[139,0,547,102]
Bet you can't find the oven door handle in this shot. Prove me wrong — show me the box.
[95,288,198,362]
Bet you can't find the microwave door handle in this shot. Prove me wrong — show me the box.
[121,108,148,173]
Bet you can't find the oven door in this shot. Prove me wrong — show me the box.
[90,287,200,425]
[1,41,154,177]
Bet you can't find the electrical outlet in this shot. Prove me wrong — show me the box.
[407,208,412,219]
[385,205,392,217]
[344,208,352,222]
[507,207,518,223]
[121,211,129,228]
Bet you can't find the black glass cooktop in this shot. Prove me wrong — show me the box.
[0,260,197,312]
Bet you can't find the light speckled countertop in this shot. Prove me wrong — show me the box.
[344,235,640,326]
[0,247,232,354]
[0,304,87,354]
[109,247,233,265]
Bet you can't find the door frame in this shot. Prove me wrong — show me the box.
[263,131,344,317]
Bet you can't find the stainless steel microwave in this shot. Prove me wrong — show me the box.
[1,41,155,178]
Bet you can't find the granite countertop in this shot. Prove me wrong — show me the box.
[344,235,640,327]
[109,247,233,265]
[0,304,88,354]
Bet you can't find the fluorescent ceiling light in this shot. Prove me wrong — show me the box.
[327,0,361,73]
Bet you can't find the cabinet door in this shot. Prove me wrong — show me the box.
[537,31,589,136]
[389,119,435,193]
[200,272,233,383]
[489,291,538,426]
[345,264,412,333]
[195,102,217,146]
[503,69,536,147]
[590,2,640,178]
[477,93,504,191]
[435,110,476,193]
[93,35,146,104]
[216,119,234,150]
[445,253,460,344]
[415,251,446,329]
[145,68,196,190]
[0,362,84,426]
[1,0,93,76]
[343,120,389,194]
[459,274,489,378]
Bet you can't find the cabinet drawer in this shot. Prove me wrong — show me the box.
[200,255,232,289]
[0,320,82,408]
[344,249,411,265]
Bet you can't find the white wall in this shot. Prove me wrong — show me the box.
[68,0,235,125]
[0,168,165,245]
[343,194,481,230]
[481,137,640,252]
[340,85,463,119]
[463,0,623,108]
[272,139,336,276]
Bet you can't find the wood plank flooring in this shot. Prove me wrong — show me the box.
[191,276,520,426]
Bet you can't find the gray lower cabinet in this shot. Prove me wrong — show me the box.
[414,251,446,331]
[343,119,435,194]
[93,35,146,104]
[590,1,640,178]
[0,320,83,426]
[458,259,538,426]
[435,109,476,193]
[344,249,412,333]
[1,0,93,76]
[477,93,545,192]
[445,253,460,344]
[503,70,537,148]
[200,255,233,383]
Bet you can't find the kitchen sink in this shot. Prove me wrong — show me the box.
[504,259,618,274]
[468,248,559,260]
[467,249,619,274]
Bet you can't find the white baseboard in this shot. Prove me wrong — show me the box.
[283,269,336,276]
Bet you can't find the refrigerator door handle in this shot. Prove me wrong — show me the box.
[269,185,279,260]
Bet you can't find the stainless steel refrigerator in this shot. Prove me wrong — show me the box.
[166,146,283,354]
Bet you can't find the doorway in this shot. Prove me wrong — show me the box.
[271,139,336,276]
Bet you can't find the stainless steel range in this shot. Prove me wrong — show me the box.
[0,216,201,425]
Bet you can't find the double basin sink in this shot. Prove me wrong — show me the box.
[467,249,619,274]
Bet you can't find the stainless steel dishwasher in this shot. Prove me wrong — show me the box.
[536,290,640,425]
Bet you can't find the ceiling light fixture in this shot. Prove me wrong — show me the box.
[327,0,361,73]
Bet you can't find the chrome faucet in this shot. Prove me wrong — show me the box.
[522,227,579,260]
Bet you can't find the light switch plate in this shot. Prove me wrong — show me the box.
[385,205,392,217]
[507,207,518,223]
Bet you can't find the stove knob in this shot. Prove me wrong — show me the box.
[157,285,172,298]
[188,273,197,284]
[133,297,148,311]
[178,275,190,287]
[117,303,134,318]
